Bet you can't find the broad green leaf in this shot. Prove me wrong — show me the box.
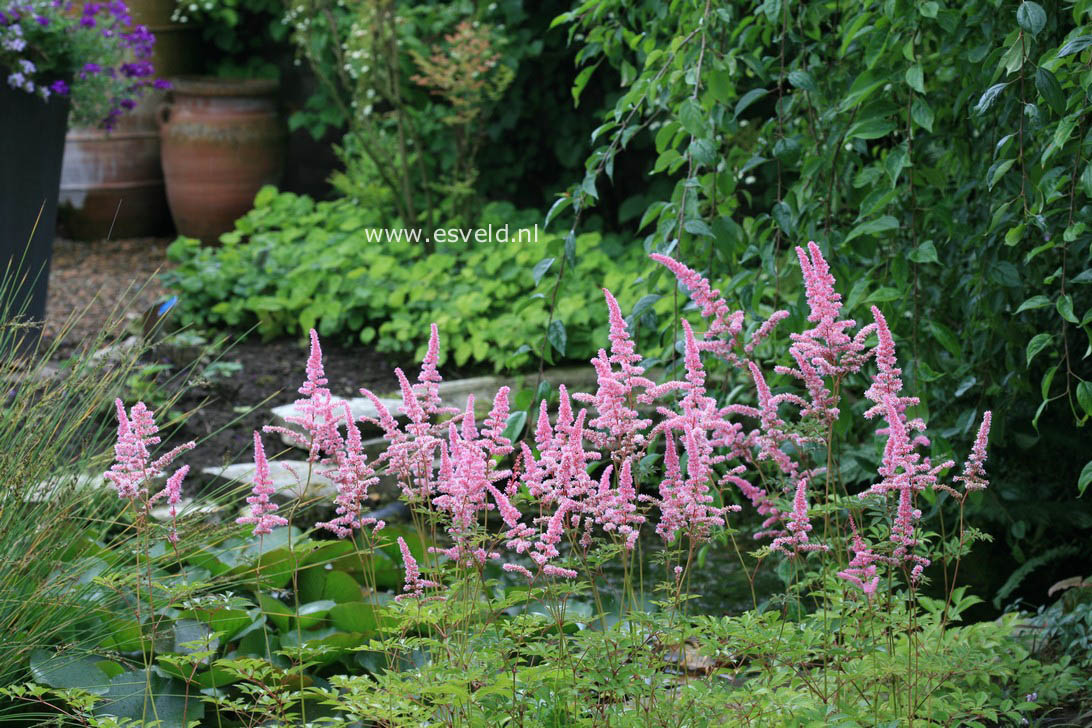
[911,96,935,132]
[1079,460,1092,497]
[30,649,114,694]
[844,215,898,244]
[1058,35,1092,57]
[787,69,817,92]
[973,83,1010,114]
[1058,294,1079,323]
[1016,295,1052,313]
[1077,381,1092,417]
[1026,332,1053,366]
[532,257,555,286]
[846,118,896,140]
[988,159,1016,190]
[929,321,962,358]
[547,319,567,356]
[905,64,925,93]
[1016,2,1046,36]
[734,88,769,119]
[909,240,939,264]
[1034,67,1066,115]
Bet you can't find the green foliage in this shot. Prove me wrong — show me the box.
[552,0,1092,599]
[161,189,663,370]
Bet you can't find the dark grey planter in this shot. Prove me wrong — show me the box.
[0,82,71,354]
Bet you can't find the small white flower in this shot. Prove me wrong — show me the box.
[744,175,756,184]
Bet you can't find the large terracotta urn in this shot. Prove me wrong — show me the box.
[158,76,286,243]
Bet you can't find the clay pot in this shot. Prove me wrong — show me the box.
[158,77,286,242]
[57,0,200,240]
[58,126,171,239]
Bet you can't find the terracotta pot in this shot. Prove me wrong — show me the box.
[58,127,171,240]
[57,0,200,240]
[158,76,286,242]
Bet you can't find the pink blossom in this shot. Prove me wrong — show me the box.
[236,432,288,536]
[482,387,514,458]
[837,517,882,596]
[105,399,194,505]
[157,465,189,544]
[573,289,654,454]
[315,402,382,539]
[591,459,645,550]
[954,411,992,493]
[395,536,439,601]
[650,253,745,361]
[281,329,345,462]
[770,478,828,555]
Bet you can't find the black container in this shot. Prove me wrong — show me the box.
[0,82,70,353]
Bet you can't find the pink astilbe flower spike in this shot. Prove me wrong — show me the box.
[770,478,828,555]
[395,536,439,601]
[954,411,992,493]
[863,306,927,443]
[482,386,514,458]
[650,253,745,362]
[157,465,189,544]
[777,243,875,424]
[315,402,382,539]
[574,289,654,454]
[837,517,882,596]
[591,460,645,550]
[277,329,345,462]
[413,324,455,417]
[105,399,194,504]
[236,432,288,536]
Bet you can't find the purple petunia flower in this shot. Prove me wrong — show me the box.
[49,79,69,95]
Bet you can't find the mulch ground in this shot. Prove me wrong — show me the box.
[42,236,417,475]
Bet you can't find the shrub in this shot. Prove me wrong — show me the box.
[162,190,665,370]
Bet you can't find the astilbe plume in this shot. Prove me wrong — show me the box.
[315,401,383,539]
[953,411,992,493]
[573,289,654,457]
[837,517,884,596]
[105,399,194,510]
[770,478,827,555]
[153,465,189,544]
[395,536,439,601]
[775,242,875,425]
[268,329,346,463]
[237,432,288,536]
[649,253,745,362]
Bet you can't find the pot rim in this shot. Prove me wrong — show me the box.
[166,76,279,97]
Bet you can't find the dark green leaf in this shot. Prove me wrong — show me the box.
[973,83,1010,115]
[1077,381,1092,417]
[1079,460,1092,496]
[1034,67,1066,115]
[1058,35,1092,57]
[547,319,567,356]
[787,69,817,92]
[532,257,555,286]
[1016,295,1052,313]
[1016,2,1046,36]
[844,215,898,243]
[734,88,769,119]
[1058,294,1079,323]
[1026,332,1053,366]
[909,240,939,264]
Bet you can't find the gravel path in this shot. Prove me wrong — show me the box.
[43,236,174,356]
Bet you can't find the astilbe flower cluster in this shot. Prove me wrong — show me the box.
[224,240,993,600]
[236,432,288,536]
[104,399,194,538]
